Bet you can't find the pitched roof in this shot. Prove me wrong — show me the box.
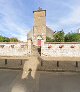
[46,26,54,38]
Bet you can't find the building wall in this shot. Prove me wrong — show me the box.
[27,9,55,46]
[78,28,80,33]
[34,11,46,27]
[27,26,54,42]
[0,42,31,56]
[46,26,54,39]
[33,9,46,45]
[41,42,80,57]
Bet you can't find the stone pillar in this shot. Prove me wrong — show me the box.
[41,40,44,56]
[27,40,31,55]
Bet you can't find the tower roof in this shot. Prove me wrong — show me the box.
[33,7,46,13]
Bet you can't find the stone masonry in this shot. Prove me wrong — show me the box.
[33,8,46,45]
[27,8,54,46]
[41,43,80,57]
[0,42,31,56]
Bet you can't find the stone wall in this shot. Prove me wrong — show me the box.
[41,42,80,57]
[38,60,80,71]
[0,42,31,56]
[33,9,46,46]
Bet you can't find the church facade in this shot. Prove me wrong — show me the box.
[27,8,54,46]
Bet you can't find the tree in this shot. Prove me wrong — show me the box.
[0,35,19,42]
[46,36,54,42]
[0,35,4,42]
[53,30,64,42]
[10,37,19,42]
[0,35,10,42]
[3,37,10,42]
[64,33,80,42]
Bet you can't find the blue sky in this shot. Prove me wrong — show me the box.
[0,0,80,41]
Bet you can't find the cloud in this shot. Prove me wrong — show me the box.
[43,0,80,33]
[0,0,80,40]
[0,0,31,41]
[59,6,80,25]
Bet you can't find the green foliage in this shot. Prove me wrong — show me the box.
[3,37,10,42]
[64,33,80,42]
[46,30,80,42]
[54,31,64,42]
[0,36,10,42]
[0,35,19,42]
[10,37,18,42]
[0,35,4,42]
[46,36,54,42]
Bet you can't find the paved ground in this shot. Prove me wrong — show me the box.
[39,72,80,92]
[0,70,80,92]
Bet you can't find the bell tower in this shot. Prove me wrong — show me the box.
[33,7,46,46]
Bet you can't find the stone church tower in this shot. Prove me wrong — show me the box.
[33,8,46,46]
[27,8,54,46]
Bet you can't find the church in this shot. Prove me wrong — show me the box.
[27,8,54,46]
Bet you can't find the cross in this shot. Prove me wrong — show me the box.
[38,7,42,11]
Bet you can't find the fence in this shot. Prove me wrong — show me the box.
[41,42,80,57]
[0,42,31,56]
